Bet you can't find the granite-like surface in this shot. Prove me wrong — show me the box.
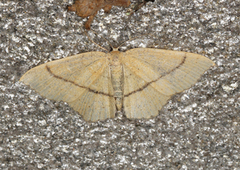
[0,0,239,169]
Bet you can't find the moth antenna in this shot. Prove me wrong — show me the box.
[84,30,112,52]
[91,30,115,49]
[117,31,156,49]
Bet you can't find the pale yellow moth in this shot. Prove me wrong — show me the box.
[20,46,215,122]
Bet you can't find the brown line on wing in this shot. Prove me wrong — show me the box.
[46,65,114,97]
[124,55,187,97]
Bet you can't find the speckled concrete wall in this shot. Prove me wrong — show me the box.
[0,0,239,169]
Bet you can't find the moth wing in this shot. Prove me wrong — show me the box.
[20,52,116,122]
[122,48,215,119]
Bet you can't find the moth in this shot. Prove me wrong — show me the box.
[20,44,215,122]
[68,0,131,29]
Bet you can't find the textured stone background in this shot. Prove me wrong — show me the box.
[0,0,239,169]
